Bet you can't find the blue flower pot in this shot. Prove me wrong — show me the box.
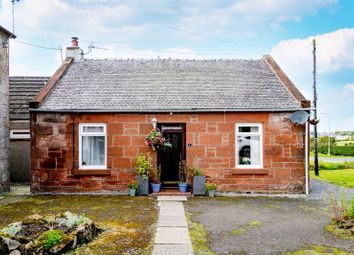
[178,183,188,192]
[151,183,161,193]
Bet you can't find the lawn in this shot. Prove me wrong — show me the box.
[310,169,354,188]
[0,195,158,255]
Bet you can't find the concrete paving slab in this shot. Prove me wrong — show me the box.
[155,227,191,244]
[157,196,187,201]
[158,215,187,227]
[159,206,185,216]
[153,244,193,255]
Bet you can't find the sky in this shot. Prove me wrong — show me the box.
[0,0,353,132]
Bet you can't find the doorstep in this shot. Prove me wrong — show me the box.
[152,188,192,198]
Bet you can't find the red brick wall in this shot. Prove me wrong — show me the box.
[30,112,306,193]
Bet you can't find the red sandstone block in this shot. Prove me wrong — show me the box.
[199,134,222,145]
[264,146,283,157]
[206,147,216,157]
[36,124,53,135]
[113,158,131,168]
[207,123,218,133]
[198,114,225,123]
[225,113,268,122]
[131,136,145,146]
[215,146,234,157]
[109,147,124,157]
[125,128,139,135]
[217,123,234,133]
[82,180,102,189]
[274,170,290,178]
[60,180,82,187]
[113,136,132,146]
[291,168,305,178]
[79,114,115,123]
[125,123,139,129]
[139,123,152,135]
[115,114,147,123]
[124,147,139,157]
[102,185,119,191]
[108,123,124,136]
[38,113,67,123]
[291,146,304,156]
[188,123,206,133]
[39,158,56,169]
[275,134,298,145]
[50,170,67,180]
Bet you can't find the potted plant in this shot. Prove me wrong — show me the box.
[127,180,139,196]
[150,165,161,193]
[192,168,205,196]
[178,160,189,192]
[145,129,172,151]
[135,154,151,195]
[205,182,217,197]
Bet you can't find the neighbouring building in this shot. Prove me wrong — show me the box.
[9,76,49,182]
[29,39,310,194]
[0,26,15,192]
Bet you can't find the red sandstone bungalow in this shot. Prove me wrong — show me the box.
[29,43,311,194]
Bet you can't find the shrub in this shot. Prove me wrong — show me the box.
[350,199,354,219]
[205,182,217,191]
[128,180,139,189]
[136,154,152,178]
[328,193,350,223]
[38,230,66,249]
[309,161,354,170]
[317,145,354,156]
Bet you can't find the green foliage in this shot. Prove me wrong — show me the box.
[145,129,172,150]
[205,182,217,191]
[128,180,139,189]
[1,224,22,236]
[317,145,354,156]
[55,212,90,228]
[328,192,350,223]
[286,244,352,255]
[309,161,354,170]
[135,154,151,179]
[38,230,66,249]
[349,199,354,219]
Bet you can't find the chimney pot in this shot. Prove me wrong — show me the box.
[71,36,79,47]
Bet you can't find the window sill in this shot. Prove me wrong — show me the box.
[232,169,268,175]
[73,169,111,176]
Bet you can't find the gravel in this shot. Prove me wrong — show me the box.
[307,179,354,201]
[185,180,354,255]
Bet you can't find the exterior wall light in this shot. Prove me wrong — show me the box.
[151,117,157,129]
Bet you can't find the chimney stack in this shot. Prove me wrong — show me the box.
[66,36,84,61]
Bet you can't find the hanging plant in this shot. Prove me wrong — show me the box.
[145,129,172,151]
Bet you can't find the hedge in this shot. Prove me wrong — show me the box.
[317,146,354,156]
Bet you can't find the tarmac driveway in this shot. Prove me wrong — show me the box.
[185,196,354,255]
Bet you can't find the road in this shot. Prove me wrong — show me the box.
[312,156,354,163]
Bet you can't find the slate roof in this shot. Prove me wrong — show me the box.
[37,57,307,112]
[10,76,49,119]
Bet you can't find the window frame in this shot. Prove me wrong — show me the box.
[79,123,107,170]
[235,123,263,169]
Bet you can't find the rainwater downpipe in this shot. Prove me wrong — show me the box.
[305,122,309,195]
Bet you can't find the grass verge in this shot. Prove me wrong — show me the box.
[285,244,353,255]
[0,195,158,255]
[186,213,217,255]
[310,169,354,188]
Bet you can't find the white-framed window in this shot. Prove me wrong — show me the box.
[236,123,263,168]
[79,123,107,169]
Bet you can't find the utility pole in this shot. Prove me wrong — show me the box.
[313,39,319,176]
[11,0,20,34]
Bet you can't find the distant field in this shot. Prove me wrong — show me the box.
[336,141,354,146]
[309,152,353,158]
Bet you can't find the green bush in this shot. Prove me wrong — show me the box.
[317,145,354,156]
[38,230,66,249]
[309,161,354,170]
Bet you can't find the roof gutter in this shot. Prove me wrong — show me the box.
[30,107,313,113]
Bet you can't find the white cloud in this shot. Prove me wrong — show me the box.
[344,83,354,92]
[271,28,354,78]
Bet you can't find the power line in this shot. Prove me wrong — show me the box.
[109,6,253,47]
[14,39,61,50]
